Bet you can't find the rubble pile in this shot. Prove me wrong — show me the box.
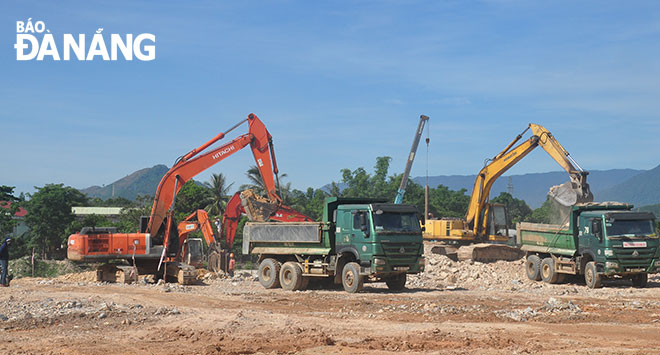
[407,245,527,290]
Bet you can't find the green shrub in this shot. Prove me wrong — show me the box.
[8,256,85,278]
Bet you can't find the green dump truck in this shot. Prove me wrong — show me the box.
[243,197,425,293]
[517,203,660,288]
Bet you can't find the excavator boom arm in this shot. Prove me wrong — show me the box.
[465,123,592,234]
[147,113,281,236]
[177,209,217,247]
[465,136,538,226]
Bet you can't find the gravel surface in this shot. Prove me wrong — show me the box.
[2,246,660,354]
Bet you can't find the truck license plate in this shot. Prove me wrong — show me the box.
[627,268,645,272]
[623,242,646,248]
[393,266,409,271]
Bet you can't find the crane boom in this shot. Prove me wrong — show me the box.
[394,114,429,204]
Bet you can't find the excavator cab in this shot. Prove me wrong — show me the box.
[182,238,204,266]
[484,203,510,242]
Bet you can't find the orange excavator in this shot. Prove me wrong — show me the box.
[67,113,311,284]
[176,209,218,267]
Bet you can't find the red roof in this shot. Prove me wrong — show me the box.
[0,201,27,217]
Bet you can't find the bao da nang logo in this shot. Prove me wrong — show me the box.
[14,18,156,61]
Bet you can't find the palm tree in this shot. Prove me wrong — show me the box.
[239,166,267,196]
[205,173,234,216]
[239,165,289,202]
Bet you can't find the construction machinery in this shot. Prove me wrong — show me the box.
[67,113,310,284]
[394,114,429,204]
[244,197,425,293]
[177,209,220,268]
[424,123,593,261]
[220,189,313,253]
[519,203,659,288]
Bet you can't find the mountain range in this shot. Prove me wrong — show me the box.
[412,167,653,208]
[80,165,170,200]
[80,164,660,209]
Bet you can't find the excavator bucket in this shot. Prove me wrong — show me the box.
[548,172,594,207]
[546,177,594,226]
[240,189,279,222]
[549,182,580,207]
[548,181,594,207]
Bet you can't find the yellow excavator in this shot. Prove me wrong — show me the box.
[424,123,594,261]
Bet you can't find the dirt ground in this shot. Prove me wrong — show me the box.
[1,258,660,354]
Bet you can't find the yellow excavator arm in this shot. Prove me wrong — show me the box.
[465,123,593,238]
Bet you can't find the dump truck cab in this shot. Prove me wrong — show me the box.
[334,202,424,276]
[578,208,659,277]
[519,202,660,288]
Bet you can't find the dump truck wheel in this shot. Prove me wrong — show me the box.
[385,273,407,291]
[584,261,602,288]
[632,273,648,288]
[525,255,542,281]
[258,258,281,289]
[280,262,303,291]
[540,258,561,284]
[342,262,364,293]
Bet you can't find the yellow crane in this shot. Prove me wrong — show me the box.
[424,123,593,260]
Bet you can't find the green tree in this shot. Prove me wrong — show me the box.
[491,192,533,224]
[66,214,113,237]
[205,173,234,216]
[427,185,470,218]
[116,195,152,233]
[25,184,87,259]
[339,156,397,199]
[0,185,20,237]
[327,182,342,197]
[173,180,211,221]
[528,198,554,224]
[88,196,134,207]
[289,187,328,220]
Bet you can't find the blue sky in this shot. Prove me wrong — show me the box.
[2,1,660,197]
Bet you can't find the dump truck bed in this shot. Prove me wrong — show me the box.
[517,222,575,256]
[242,222,330,255]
